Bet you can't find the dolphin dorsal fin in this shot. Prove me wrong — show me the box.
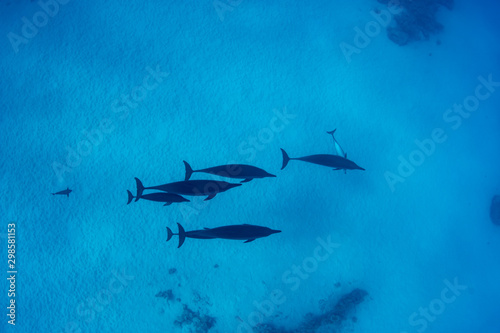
[203,227,211,230]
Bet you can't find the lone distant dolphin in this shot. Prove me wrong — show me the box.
[166,223,281,248]
[280,148,364,171]
[134,177,242,201]
[127,190,189,206]
[183,161,276,183]
[52,187,72,197]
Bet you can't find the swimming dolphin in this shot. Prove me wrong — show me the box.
[183,161,276,183]
[127,190,189,206]
[280,148,364,171]
[327,129,349,174]
[52,187,72,197]
[134,177,242,201]
[327,129,347,158]
[166,223,281,248]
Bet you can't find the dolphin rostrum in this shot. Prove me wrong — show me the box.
[127,190,189,206]
[183,161,276,183]
[280,148,364,171]
[134,177,242,201]
[166,223,281,248]
[52,187,72,197]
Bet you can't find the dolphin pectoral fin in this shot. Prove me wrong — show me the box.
[241,178,253,183]
[332,168,341,171]
[244,239,256,243]
[163,202,172,206]
[203,227,211,230]
[204,194,216,201]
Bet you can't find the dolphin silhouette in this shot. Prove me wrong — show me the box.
[280,148,364,171]
[327,129,349,174]
[166,223,281,248]
[327,129,347,158]
[127,190,189,206]
[52,187,72,197]
[134,177,242,201]
[183,161,276,183]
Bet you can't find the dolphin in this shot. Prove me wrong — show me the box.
[280,148,364,171]
[183,161,276,183]
[134,177,242,201]
[327,129,348,174]
[52,187,72,197]
[166,223,281,248]
[127,190,189,206]
[327,129,347,158]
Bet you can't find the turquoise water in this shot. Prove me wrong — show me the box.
[1,0,499,332]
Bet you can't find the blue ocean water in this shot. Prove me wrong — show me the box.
[1,0,499,332]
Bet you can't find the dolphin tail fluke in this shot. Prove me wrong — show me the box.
[127,190,134,205]
[327,129,337,135]
[134,177,145,202]
[166,227,174,242]
[183,161,194,181]
[177,223,186,248]
[280,148,290,170]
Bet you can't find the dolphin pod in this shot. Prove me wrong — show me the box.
[122,129,364,247]
[166,223,281,248]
